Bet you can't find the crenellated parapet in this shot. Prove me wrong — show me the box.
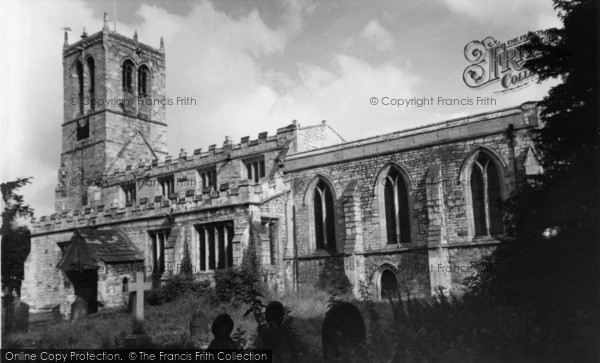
[32,173,292,235]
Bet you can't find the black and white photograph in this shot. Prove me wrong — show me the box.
[1,0,598,361]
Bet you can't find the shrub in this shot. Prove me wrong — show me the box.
[146,274,211,306]
[214,220,263,304]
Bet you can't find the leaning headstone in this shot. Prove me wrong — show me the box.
[207,313,238,349]
[124,272,152,348]
[71,297,88,321]
[189,310,211,337]
[322,302,367,361]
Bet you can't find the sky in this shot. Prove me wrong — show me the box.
[1,0,562,218]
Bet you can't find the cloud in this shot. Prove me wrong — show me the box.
[266,55,420,139]
[439,0,560,29]
[3,0,99,217]
[359,19,394,51]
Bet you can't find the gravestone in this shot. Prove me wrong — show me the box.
[253,300,303,360]
[13,301,29,332]
[124,272,152,348]
[265,301,285,326]
[71,297,88,321]
[3,293,29,333]
[207,313,238,349]
[322,302,366,361]
[189,310,211,337]
[1,290,14,332]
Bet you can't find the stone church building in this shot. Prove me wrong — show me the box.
[22,18,543,317]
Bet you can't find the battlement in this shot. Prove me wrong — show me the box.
[32,173,291,234]
[89,123,298,181]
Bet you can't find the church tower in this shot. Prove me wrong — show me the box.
[56,14,167,212]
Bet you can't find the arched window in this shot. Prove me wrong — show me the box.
[138,65,150,97]
[380,270,398,299]
[383,168,411,244]
[313,180,336,251]
[122,277,129,292]
[470,153,503,236]
[122,60,135,93]
[86,57,95,110]
[76,61,84,114]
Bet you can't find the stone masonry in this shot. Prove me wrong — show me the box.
[21,19,543,316]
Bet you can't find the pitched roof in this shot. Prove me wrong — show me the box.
[58,229,143,271]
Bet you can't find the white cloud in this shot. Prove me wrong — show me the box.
[3,0,98,217]
[359,19,394,51]
[439,0,560,29]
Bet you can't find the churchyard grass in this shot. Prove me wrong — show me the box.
[3,287,578,361]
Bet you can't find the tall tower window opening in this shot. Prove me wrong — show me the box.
[138,65,150,97]
[76,61,84,114]
[87,57,95,110]
[122,60,135,93]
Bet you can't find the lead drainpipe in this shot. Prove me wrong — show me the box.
[507,124,520,193]
[293,206,298,292]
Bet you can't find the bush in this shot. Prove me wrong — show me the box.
[146,274,211,306]
[214,220,263,304]
[214,267,260,304]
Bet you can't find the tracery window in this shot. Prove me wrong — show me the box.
[470,153,503,236]
[383,168,411,244]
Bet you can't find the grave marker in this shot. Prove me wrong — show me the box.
[71,297,88,321]
[322,302,366,361]
[207,313,238,349]
[124,271,152,348]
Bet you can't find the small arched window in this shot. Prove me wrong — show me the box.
[138,65,150,97]
[122,277,129,292]
[86,57,95,110]
[470,153,503,236]
[76,61,84,114]
[313,180,336,251]
[380,269,398,299]
[383,168,411,244]
[122,60,135,93]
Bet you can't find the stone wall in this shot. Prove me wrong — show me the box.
[285,102,540,296]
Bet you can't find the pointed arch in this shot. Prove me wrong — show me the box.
[304,175,339,252]
[75,60,84,114]
[137,64,151,98]
[85,56,96,110]
[372,263,400,300]
[122,59,135,94]
[374,163,414,246]
[460,147,507,239]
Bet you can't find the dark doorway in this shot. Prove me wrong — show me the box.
[66,269,99,313]
[380,270,398,299]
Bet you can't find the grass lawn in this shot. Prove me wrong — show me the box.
[3,286,595,362]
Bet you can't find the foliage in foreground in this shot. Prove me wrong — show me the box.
[1,178,34,292]
[467,1,599,361]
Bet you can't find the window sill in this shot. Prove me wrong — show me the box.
[297,250,343,260]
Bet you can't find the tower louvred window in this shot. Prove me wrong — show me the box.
[122,60,134,93]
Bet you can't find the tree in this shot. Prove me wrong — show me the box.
[469,0,599,359]
[1,178,34,293]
